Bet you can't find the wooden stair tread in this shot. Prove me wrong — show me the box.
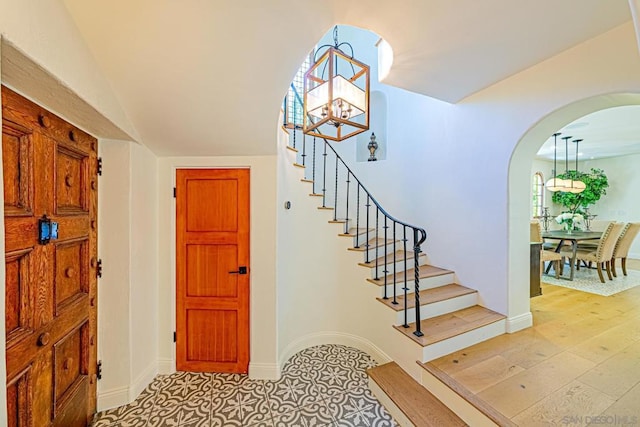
[286,146,298,152]
[309,193,323,197]
[394,306,505,347]
[367,265,453,286]
[300,179,313,183]
[368,362,465,427]
[377,284,477,311]
[293,163,305,168]
[418,362,516,427]
[358,250,426,268]
[348,237,396,252]
[338,227,374,237]
[318,207,334,210]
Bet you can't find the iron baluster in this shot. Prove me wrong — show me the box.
[334,157,339,221]
[383,216,388,299]
[312,137,317,194]
[376,209,380,284]
[292,108,296,150]
[403,226,408,328]
[365,195,370,263]
[344,171,350,234]
[355,185,360,248]
[413,229,424,337]
[392,221,397,305]
[322,140,328,207]
[301,129,306,168]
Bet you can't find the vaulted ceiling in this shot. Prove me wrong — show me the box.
[61,0,633,156]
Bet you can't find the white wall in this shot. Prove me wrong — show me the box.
[97,141,133,409]
[156,155,279,379]
[129,143,160,399]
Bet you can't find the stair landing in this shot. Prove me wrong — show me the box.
[368,362,465,427]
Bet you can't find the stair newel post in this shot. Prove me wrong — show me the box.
[413,228,424,337]
[383,216,388,299]
[312,136,316,195]
[392,221,398,305]
[333,155,339,221]
[322,140,328,207]
[344,171,350,234]
[365,195,370,262]
[403,225,409,328]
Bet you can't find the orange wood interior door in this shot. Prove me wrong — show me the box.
[176,169,250,373]
[3,86,98,426]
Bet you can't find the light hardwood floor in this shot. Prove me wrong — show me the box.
[429,259,640,426]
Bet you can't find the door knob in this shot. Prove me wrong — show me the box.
[228,266,247,275]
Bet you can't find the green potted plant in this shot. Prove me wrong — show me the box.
[551,168,609,226]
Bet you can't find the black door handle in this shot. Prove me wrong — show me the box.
[229,266,247,275]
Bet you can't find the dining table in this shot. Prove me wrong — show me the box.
[541,230,602,280]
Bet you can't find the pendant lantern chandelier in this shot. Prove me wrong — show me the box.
[303,26,370,142]
[545,132,585,194]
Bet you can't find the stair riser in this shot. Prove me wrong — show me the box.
[420,319,506,362]
[395,293,478,325]
[371,258,426,279]
[345,231,380,246]
[380,272,455,296]
[360,242,403,260]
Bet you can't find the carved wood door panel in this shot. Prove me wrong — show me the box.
[3,86,98,427]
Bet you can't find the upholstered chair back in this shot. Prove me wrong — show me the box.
[598,222,624,262]
[612,222,640,259]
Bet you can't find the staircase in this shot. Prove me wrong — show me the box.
[280,89,506,424]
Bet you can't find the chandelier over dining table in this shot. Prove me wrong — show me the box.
[545,132,585,194]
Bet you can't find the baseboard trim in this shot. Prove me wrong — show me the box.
[506,312,532,333]
[129,361,158,402]
[157,358,175,375]
[249,362,281,380]
[97,385,129,412]
[278,331,393,370]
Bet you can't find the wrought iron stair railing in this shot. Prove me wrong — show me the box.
[283,84,428,337]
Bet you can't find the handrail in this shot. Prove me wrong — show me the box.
[284,84,428,337]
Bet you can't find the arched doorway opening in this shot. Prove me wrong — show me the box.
[508,92,640,320]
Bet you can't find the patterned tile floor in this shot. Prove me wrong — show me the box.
[92,345,398,426]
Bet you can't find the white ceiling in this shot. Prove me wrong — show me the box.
[536,105,640,161]
[61,0,634,156]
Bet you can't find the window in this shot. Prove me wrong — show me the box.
[532,172,544,218]
[284,51,313,128]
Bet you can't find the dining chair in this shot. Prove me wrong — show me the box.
[561,222,624,283]
[611,222,640,277]
[531,220,563,279]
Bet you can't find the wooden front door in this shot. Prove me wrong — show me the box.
[3,86,98,426]
[176,169,250,373]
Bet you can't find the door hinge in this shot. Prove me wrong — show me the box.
[96,259,103,278]
[97,157,103,176]
[97,360,103,380]
[173,331,176,343]
[173,187,176,198]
